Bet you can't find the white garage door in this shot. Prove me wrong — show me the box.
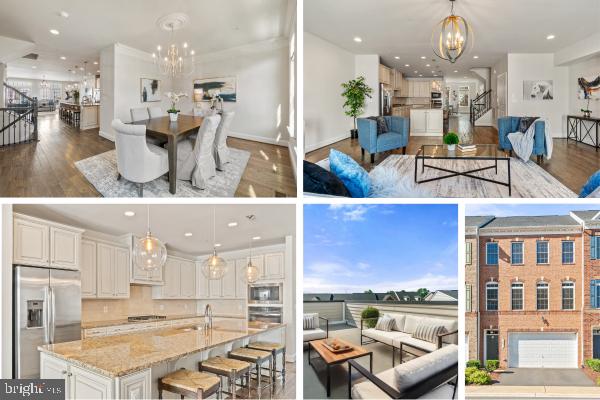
[508,333,577,368]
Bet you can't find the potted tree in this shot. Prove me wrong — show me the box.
[443,132,460,151]
[341,76,373,139]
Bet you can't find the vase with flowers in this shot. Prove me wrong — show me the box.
[165,92,188,122]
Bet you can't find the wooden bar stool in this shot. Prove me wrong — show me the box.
[246,342,286,385]
[228,347,273,400]
[199,357,251,400]
[158,368,220,399]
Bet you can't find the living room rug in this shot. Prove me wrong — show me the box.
[75,148,250,197]
[379,155,577,198]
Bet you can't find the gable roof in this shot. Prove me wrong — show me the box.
[482,215,579,229]
[571,210,600,222]
[465,216,495,228]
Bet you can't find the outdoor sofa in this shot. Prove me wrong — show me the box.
[303,312,329,342]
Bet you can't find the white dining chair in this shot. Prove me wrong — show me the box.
[176,114,221,189]
[148,106,164,119]
[112,119,169,197]
[130,108,149,122]
[213,111,235,170]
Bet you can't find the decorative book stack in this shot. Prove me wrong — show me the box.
[458,144,477,153]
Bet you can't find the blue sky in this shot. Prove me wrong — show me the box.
[466,203,600,217]
[303,204,458,293]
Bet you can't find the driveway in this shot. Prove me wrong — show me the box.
[497,368,594,386]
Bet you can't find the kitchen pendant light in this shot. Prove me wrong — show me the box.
[202,207,227,280]
[242,237,259,284]
[133,205,167,271]
[431,0,472,64]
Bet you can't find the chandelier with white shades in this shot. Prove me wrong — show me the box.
[431,0,472,64]
[153,13,195,77]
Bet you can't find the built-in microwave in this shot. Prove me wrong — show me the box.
[431,92,442,99]
[248,283,283,304]
[248,306,283,324]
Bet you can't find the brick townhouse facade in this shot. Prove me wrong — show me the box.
[466,211,600,369]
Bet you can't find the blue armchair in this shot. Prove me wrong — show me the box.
[357,116,409,164]
[498,117,546,163]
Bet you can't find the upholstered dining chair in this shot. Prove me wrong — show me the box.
[176,114,221,189]
[112,119,169,197]
[147,106,164,119]
[130,107,162,146]
[213,111,235,170]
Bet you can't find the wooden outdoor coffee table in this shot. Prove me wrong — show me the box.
[308,338,373,397]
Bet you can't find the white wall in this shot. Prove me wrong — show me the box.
[172,38,290,147]
[1,204,13,378]
[354,54,380,117]
[0,63,6,107]
[304,32,355,153]
[506,53,569,137]
[567,55,600,117]
[490,56,508,127]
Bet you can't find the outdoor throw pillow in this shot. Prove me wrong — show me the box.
[303,160,351,197]
[303,314,317,330]
[328,149,371,198]
[412,322,447,344]
[375,315,395,332]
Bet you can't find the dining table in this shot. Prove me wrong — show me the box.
[131,114,204,194]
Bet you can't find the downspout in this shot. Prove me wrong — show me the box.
[581,225,585,367]
[476,229,481,361]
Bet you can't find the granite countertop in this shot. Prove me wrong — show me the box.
[81,313,245,329]
[39,320,285,378]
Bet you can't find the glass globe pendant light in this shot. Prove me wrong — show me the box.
[202,207,228,280]
[431,0,472,64]
[133,205,167,271]
[242,237,259,283]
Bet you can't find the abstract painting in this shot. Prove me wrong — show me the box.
[193,77,237,102]
[523,80,554,100]
[140,78,161,102]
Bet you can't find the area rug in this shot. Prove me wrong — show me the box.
[75,148,250,197]
[379,155,577,198]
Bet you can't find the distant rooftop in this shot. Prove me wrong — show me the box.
[465,216,495,228]
[482,215,580,229]
[304,290,442,302]
[571,210,600,221]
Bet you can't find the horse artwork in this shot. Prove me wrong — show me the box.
[523,80,554,100]
[578,75,600,100]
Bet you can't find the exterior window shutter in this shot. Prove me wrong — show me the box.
[592,281,599,308]
[592,237,598,260]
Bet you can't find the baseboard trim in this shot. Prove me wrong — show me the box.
[99,130,115,142]
[305,133,351,153]
[229,131,288,147]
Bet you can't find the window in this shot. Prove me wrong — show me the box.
[592,280,600,308]
[536,282,549,310]
[486,242,498,265]
[591,236,600,260]
[536,241,549,264]
[511,283,524,310]
[486,282,498,311]
[466,284,472,312]
[562,241,574,264]
[511,242,524,264]
[466,242,472,265]
[562,282,574,310]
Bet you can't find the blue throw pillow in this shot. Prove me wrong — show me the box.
[580,169,600,197]
[328,149,370,197]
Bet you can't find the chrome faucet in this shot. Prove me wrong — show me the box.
[204,304,213,330]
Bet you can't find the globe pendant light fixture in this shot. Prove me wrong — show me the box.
[431,0,472,64]
[243,237,259,284]
[202,207,227,280]
[133,205,167,271]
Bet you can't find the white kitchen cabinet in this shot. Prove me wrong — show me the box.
[235,259,248,299]
[163,257,181,298]
[209,274,222,298]
[40,353,71,399]
[50,226,81,270]
[129,235,164,285]
[180,260,196,298]
[264,253,285,280]
[196,262,209,298]
[69,365,114,400]
[14,217,49,267]
[81,240,97,298]
[118,369,151,400]
[427,110,444,133]
[411,110,428,133]
[153,256,198,299]
[114,247,130,298]
[96,242,130,299]
[410,109,443,136]
[249,255,265,279]
[221,260,237,298]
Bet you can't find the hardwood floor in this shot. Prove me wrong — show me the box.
[306,114,600,194]
[0,114,296,197]
[232,362,296,399]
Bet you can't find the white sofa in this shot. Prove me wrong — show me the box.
[361,313,457,365]
[349,344,458,399]
[303,313,329,342]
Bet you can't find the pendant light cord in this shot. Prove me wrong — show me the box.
[147,204,150,234]
[213,206,216,248]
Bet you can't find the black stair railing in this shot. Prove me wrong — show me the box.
[470,89,492,124]
[1,82,39,147]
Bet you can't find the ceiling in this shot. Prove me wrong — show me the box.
[13,204,295,255]
[305,0,600,78]
[0,0,293,81]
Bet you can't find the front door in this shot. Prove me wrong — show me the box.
[594,329,600,359]
[485,330,499,361]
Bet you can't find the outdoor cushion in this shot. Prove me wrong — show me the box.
[403,315,422,334]
[375,315,395,332]
[303,328,327,342]
[393,344,458,395]
[420,317,458,345]
[413,322,447,344]
[303,313,319,330]
[386,313,406,332]
[363,328,409,346]
[394,336,438,353]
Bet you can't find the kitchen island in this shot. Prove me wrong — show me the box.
[59,102,100,130]
[410,108,443,136]
[39,319,286,399]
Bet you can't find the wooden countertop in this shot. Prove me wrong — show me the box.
[39,320,285,377]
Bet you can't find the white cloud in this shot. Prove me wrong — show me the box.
[327,204,373,221]
[357,262,370,270]
[303,273,457,293]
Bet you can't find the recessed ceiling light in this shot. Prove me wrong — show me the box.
[252,236,261,240]
[432,71,435,73]
[546,34,555,40]
[394,56,400,59]
[96,70,100,73]
[227,222,238,227]
[31,66,37,69]
[79,67,84,71]
[464,76,468,79]
[433,74,438,77]
[454,70,458,73]
[353,36,362,43]
[49,29,60,35]
[124,211,135,217]
[414,70,418,73]
[426,64,431,67]
[184,232,193,237]
[420,56,426,59]
[419,74,423,77]
[404,64,410,67]
[214,243,222,247]
[59,11,69,18]
[473,55,479,59]
[93,61,98,65]
[60,56,66,60]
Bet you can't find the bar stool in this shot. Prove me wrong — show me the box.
[158,368,220,399]
[199,356,251,400]
[246,342,286,385]
[228,347,273,400]
[73,111,80,127]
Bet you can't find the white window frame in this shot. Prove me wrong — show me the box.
[486,242,499,266]
[486,282,499,311]
[466,241,472,265]
[562,281,575,310]
[466,284,472,312]
[536,282,549,310]
[562,240,575,264]
[511,241,524,265]
[536,240,549,264]
[511,282,524,310]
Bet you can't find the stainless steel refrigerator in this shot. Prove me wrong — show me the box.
[13,265,81,379]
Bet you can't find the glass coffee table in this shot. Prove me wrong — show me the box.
[414,144,512,196]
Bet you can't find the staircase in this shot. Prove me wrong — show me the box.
[470,89,492,124]
[1,83,38,147]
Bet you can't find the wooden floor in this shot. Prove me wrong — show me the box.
[306,114,600,194]
[0,114,296,198]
